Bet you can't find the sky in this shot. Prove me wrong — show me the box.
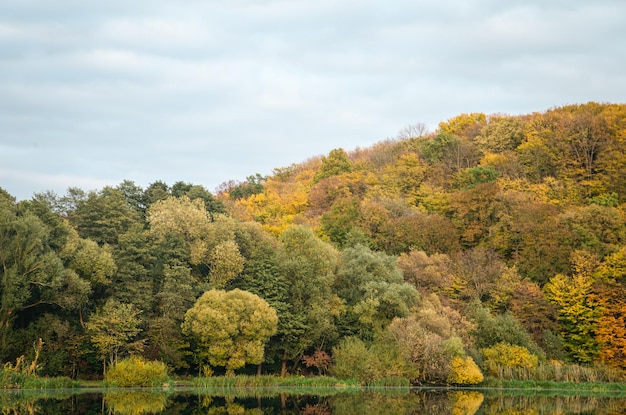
[1,0,625,201]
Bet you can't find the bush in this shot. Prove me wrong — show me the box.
[447,356,484,385]
[329,337,416,385]
[482,342,539,378]
[105,356,170,387]
[330,337,377,383]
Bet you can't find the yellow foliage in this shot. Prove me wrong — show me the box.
[236,171,314,234]
[449,391,484,415]
[104,356,169,387]
[438,113,487,136]
[447,357,484,385]
[104,390,167,415]
[481,343,538,375]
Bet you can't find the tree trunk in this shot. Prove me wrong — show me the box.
[281,358,287,378]
[257,363,262,376]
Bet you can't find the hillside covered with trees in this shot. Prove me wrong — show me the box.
[1,102,626,385]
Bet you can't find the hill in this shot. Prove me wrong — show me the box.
[1,102,625,384]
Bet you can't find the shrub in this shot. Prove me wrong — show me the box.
[105,356,170,387]
[330,337,377,383]
[329,337,415,385]
[447,356,484,385]
[482,342,539,377]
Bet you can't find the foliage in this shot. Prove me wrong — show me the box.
[468,301,543,358]
[86,299,143,374]
[481,342,539,377]
[104,355,170,387]
[2,102,626,383]
[314,148,354,183]
[182,289,278,376]
[329,337,415,385]
[544,252,602,363]
[104,390,168,415]
[447,356,483,385]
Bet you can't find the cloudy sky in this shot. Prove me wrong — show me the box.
[1,0,625,200]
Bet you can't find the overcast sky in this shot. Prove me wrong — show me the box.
[1,0,625,200]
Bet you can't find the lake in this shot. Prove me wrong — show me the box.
[1,387,626,414]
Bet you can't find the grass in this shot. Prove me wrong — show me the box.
[480,377,626,394]
[191,374,359,389]
[0,371,80,390]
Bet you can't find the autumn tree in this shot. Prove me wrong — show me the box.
[593,247,626,368]
[182,289,277,376]
[86,299,143,375]
[475,115,525,154]
[544,251,602,363]
[313,148,354,183]
[446,248,521,312]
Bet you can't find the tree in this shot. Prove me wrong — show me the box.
[181,289,277,376]
[145,264,196,370]
[0,194,90,357]
[86,299,143,375]
[446,248,521,312]
[69,187,141,246]
[276,226,339,376]
[475,115,525,154]
[468,301,542,357]
[208,240,245,288]
[313,148,354,183]
[334,244,418,340]
[592,247,626,368]
[438,112,487,138]
[148,196,212,265]
[544,251,602,363]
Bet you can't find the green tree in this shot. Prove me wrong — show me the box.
[334,244,418,340]
[313,148,354,183]
[0,193,90,357]
[276,226,339,376]
[230,222,290,372]
[69,187,141,246]
[145,264,196,370]
[468,301,543,357]
[181,289,277,376]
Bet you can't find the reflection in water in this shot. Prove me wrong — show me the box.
[104,390,167,415]
[0,387,625,414]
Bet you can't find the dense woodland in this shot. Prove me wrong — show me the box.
[1,102,626,384]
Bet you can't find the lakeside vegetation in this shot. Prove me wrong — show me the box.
[1,102,626,390]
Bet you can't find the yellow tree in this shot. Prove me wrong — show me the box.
[182,289,277,376]
[438,112,487,139]
[593,246,626,368]
[236,169,314,234]
[544,251,602,363]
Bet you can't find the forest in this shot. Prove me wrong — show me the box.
[1,101,625,386]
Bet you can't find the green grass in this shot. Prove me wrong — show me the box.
[481,377,626,393]
[0,370,79,389]
[191,374,359,389]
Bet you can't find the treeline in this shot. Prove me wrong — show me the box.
[1,102,625,384]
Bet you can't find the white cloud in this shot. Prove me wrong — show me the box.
[0,0,625,200]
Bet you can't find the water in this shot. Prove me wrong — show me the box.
[1,387,625,414]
